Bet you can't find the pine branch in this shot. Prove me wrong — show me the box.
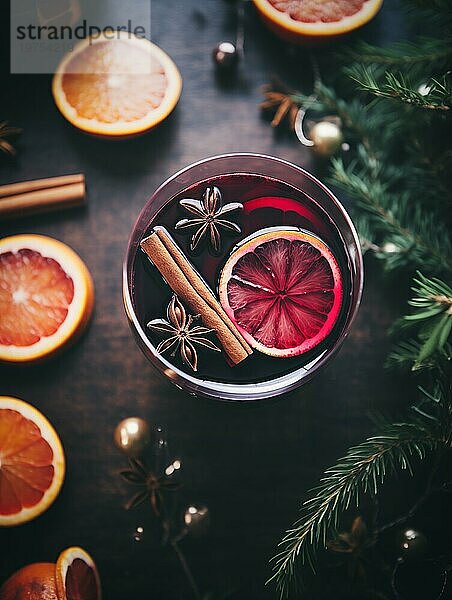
[329,159,452,277]
[396,158,452,212]
[348,37,452,69]
[407,273,452,320]
[404,0,452,31]
[386,340,426,371]
[353,214,380,255]
[269,420,442,598]
[387,340,452,373]
[387,273,452,370]
[265,9,452,599]
[415,380,452,447]
[347,66,452,111]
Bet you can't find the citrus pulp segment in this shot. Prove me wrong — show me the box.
[0,234,94,363]
[0,396,65,526]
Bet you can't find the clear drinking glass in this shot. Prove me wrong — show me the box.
[123,153,363,401]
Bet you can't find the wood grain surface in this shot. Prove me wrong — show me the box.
[0,2,416,598]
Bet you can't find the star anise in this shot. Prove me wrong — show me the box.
[260,80,300,129]
[328,516,370,582]
[328,516,369,555]
[0,121,22,157]
[175,186,242,254]
[120,458,181,516]
[147,294,220,372]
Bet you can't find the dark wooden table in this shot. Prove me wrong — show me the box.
[0,2,411,598]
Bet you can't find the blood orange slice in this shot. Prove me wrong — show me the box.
[52,33,182,137]
[56,547,102,600]
[0,397,65,526]
[0,234,94,363]
[253,0,383,42]
[219,228,343,357]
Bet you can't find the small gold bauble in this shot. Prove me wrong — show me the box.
[398,528,428,560]
[310,121,343,157]
[114,417,151,458]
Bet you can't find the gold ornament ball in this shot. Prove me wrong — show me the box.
[310,121,343,157]
[398,528,428,561]
[114,417,151,458]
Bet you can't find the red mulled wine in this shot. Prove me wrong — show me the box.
[124,154,363,401]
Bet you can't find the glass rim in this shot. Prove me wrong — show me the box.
[123,152,364,401]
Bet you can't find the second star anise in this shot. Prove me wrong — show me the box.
[147,294,220,372]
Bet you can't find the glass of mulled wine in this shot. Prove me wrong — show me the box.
[123,153,363,401]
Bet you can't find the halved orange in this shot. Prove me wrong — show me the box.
[253,0,383,42]
[0,234,94,363]
[0,562,58,600]
[0,396,65,526]
[52,33,182,137]
[0,547,101,600]
[56,547,102,600]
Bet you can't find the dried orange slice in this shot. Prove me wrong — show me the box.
[0,396,65,527]
[0,234,94,363]
[253,0,383,42]
[52,33,182,137]
[56,547,102,600]
[219,229,343,357]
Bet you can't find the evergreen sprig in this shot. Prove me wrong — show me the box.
[347,37,452,75]
[347,66,452,111]
[405,0,452,31]
[329,158,452,276]
[387,273,452,370]
[269,412,444,597]
[266,1,452,595]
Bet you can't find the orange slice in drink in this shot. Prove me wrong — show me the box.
[0,396,65,526]
[52,33,182,137]
[219,229,343,357]
[0,234,94,363]
[56,547,102,600]
[253,0,383,42]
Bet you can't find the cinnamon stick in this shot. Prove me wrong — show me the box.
[0,174,84,198]
[155,227,251,356]
[0,175,85,220]
[140,227,252,365]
